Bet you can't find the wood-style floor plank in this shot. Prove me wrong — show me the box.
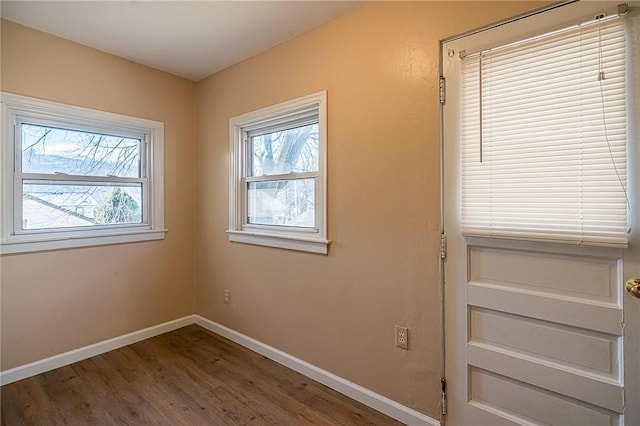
[1,325,403,425]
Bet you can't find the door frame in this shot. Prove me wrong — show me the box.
[439,2,640,424]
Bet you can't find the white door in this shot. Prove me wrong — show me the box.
[442,2,640,425]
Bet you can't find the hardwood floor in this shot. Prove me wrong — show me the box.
[1,325,403,425]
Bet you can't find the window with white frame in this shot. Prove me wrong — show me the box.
[228,91,328,254]
[1,93,165,254]
[460,15,629,247]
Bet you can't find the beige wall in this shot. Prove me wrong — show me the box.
[195,1,544,417]
[1,0,545,419]
[0,20,196,369]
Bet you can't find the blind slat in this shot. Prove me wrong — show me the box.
[460,18,628,246]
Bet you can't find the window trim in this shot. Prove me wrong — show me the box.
[1,92,166,254]
[228,91,329,254]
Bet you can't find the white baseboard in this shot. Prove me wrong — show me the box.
[1,314,440,426]
[194,315,440,426]
[0,315,194,386]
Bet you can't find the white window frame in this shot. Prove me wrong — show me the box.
[228,91,329,254]
[1,92,166,254]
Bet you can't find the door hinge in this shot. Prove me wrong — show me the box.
[440,234,447,259]
[439,76,446,105]
[441,378,448,416]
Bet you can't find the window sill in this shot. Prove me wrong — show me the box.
[227,230,329,254]
[1,229,167,255]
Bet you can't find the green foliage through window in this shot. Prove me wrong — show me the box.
[94,188,141,224]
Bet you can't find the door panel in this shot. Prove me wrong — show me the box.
[469,308,619,378]
[469,247,619,302]
[469,368,620,426]
[442,2,639,425]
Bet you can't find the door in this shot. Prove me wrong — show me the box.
[442,2,640,425]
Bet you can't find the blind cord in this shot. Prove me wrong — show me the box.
[479,56,483,163]
[597,17,632,230]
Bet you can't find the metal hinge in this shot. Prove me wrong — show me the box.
[439,76,446,105]
[441,378,448,416]
[440,234,447,259]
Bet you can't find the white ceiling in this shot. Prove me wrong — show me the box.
[1,1,363,81]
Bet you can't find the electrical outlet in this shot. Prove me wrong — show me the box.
[224,289,231,304]
[395,325,408,349]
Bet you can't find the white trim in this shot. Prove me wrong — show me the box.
[0,229,167,255]
[0,315,192,385]
[194,315,440,426]
[228,91,328,255]
[0,314,439,425]
[226,229,329,254]
[0,92,165,255]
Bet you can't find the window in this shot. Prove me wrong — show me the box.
[460,15,629,247]
[1,93,165,254]
[228,91,328,254]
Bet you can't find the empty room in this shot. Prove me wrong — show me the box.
[1,1,638,425]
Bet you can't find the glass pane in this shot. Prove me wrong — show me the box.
[23,183,142,230]
[21,123,141,177]
[251,123,318,176]
[247,179,315,227]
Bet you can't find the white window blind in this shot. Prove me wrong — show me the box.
[460,16,628,247]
